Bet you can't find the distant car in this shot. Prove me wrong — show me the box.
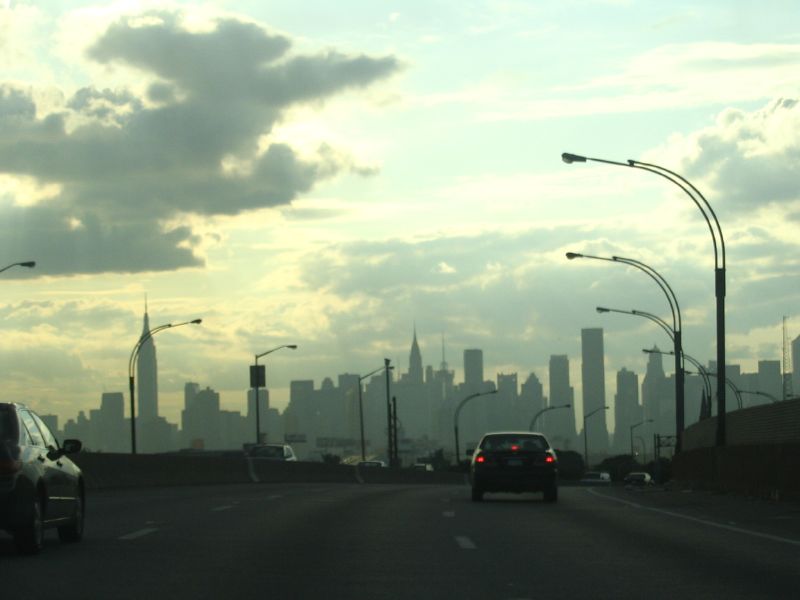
[0,402,84,554]
[469,432,558,503]
[580,471,612,485]
[624,472,653,487]
[247,443,297,461]
[356,460,386,468]
[412,463,434,472]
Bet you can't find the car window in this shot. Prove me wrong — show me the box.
[19,410,46,448]
[480,434,547,451]
[252,445,284,458]
[31,412,59,450]
[0,406,18,443]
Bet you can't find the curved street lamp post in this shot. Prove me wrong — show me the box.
[252,345,298,445]
[570,252,684,451]
[453,390,498,464]
[529,404,571,432]
[688,371,743,410]
[583,405,609,469]
[644,348,713,417]
[0,261,36,274]
[630,419,653,460]
[562,152,726,446]
[128,318,202,454]
[356,363,394,461]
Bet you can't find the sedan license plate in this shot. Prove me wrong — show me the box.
[506,458,523,467]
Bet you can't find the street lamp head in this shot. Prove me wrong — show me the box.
[190,319,202,324]
[565,252,583,260]
[287,344,298,349]
[20,261,36,268]
[596,306,610,313]
[564,403,571,408]
[561,152,587,164]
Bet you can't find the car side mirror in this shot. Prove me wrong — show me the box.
[61,439,82,455]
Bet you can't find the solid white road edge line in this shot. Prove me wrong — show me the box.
[587,489,800,548]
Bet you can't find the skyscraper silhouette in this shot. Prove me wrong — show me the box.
[581,328,608,456]
[408,326,424,385]
[548,355,576,449]
[137,307,159,422]
[464,349,484,390]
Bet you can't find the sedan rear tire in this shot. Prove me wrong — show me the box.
[14,495,45,555]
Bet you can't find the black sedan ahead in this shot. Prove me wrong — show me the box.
[469,432,558,503]
[0,402,84,554]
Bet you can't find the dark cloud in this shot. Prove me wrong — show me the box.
[0,12,400,275]
[679,98,800,214]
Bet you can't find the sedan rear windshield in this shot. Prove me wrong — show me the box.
[480,434,547,452]
[0,406,17,442]
[251,445,284,458]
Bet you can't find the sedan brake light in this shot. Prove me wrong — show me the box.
[545,455,555,464]
[476,455,485,463]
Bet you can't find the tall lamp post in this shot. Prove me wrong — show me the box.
[562,152,726,446]
[252,345,298,445]
[529,404,571,432]
[583,405,609,469]
[630,419,653,460]
[0,261,36,274]
[128,318,202,454]
[357,363,394,461]
[453,390,498,463]
[568,252,685,452]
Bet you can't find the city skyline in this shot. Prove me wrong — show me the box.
[2,2,800,426]
[53,317,793,459]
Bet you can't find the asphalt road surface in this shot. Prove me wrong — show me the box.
[2,481,799,599]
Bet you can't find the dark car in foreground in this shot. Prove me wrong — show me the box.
[0,402,84,554]
[469,432,558,503]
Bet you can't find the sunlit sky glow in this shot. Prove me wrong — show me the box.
[2,1,800,432]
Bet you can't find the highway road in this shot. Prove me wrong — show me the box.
[2,481,799,599]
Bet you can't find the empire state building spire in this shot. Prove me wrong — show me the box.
[408,324,424,385]
[137,302,159,422]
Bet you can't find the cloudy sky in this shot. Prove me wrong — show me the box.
[2,1,799,432]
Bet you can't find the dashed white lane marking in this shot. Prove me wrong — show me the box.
[587,489,800,548]
[118,527,158,541]
[212,505,234,512]
[455,535,476,550]
[443,511,455,518]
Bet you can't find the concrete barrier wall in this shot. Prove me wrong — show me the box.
[672,444,800,500]
[71,453,465,490]
[683,397,800,450]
